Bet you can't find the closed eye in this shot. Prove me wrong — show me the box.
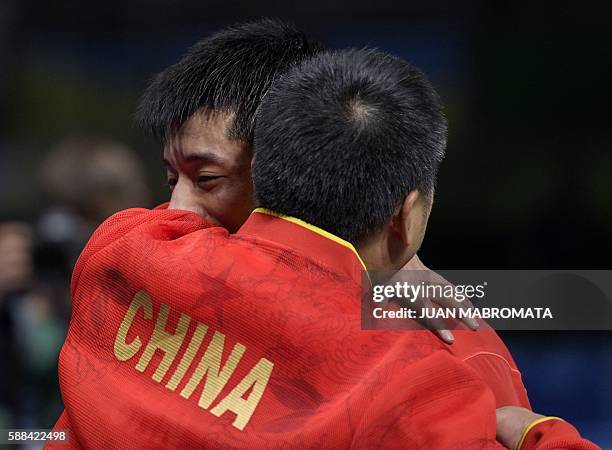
[198,175,223,183]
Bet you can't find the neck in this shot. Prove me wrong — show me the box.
[356,232,413,273]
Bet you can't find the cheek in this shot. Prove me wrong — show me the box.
[212,183,254,231]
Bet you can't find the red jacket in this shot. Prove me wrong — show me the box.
[48,208,597,449]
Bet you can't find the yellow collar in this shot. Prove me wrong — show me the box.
[252,208,367,271]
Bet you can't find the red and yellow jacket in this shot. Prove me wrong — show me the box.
[48,208,597,449]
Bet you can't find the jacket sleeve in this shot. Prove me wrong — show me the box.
[70,207,212,297]
[350,350,505,449]
[519,417,601,450]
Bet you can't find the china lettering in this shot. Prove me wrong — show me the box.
[114,291,274,431]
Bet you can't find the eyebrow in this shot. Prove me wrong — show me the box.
[163,151,225,168]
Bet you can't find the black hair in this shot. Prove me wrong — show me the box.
[135,18,324,143]
[253,48,447,244]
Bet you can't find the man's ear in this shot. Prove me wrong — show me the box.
[391,190,420,246]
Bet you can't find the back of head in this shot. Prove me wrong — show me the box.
[136,18,324,143]
[253,48,447,245]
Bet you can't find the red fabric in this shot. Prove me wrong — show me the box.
[49,208,516,449]
[449,325,531,408]
[521,419,601,450]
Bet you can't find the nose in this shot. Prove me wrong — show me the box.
[168,178,201,215]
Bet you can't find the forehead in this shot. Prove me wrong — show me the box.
[163,111,248,165]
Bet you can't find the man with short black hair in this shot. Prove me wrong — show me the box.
[136,18,323,233]
[249,47,595,449]
[252,47,534,409]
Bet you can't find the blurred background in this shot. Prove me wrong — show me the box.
[0,0,611,447]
